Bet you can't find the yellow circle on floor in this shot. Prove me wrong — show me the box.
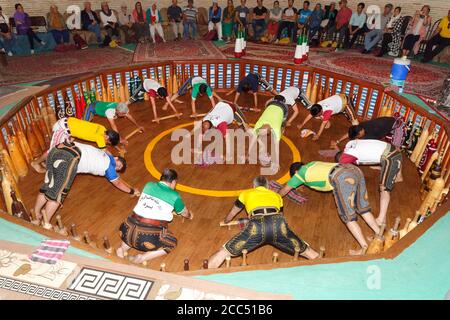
[144,122,301,197]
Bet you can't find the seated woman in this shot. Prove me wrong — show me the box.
[0,5,15,56]
[222,0,236,41]
[146,3,166,43]
[47,5,70,45]
[132,1,150,43]
[13,3,45,54]
[99,1,121,41]
[376,6,403,57]
[208,1,223,41]
[401,5,432,58]
[267,1,282,42]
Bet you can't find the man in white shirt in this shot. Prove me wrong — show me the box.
[117,4,135,43]
[297,94,359,141]
[129,78,181,123]
[336,139,403,226]
[275,0,297,42]
[201,101,248,136]
[272,86,311,126]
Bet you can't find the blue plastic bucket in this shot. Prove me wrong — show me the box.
[390,58,411,92]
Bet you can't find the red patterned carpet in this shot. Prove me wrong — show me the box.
[220,42,297,64]
[306,50,449,97]
[0,47,133,86]
[133,40,226,63]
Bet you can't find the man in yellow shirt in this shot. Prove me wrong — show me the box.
[422,10,450,63]
[279,161,381,255]
[208,176,318,268]
[31,117,119,173]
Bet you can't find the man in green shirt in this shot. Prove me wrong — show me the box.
[208,176,318,268]
[117,169,193,264]
[83,101,144,144]
[279,161,381,255]
[163,76,222,116]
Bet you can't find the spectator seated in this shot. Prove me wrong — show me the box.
[9,16,56,55]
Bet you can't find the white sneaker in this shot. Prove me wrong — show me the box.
[388,51,397,57]
[7,51,12,56]
[274,39,279,44]
[41,41,46,45]
[30,49,35,54]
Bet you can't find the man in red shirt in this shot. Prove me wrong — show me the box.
[321,0,352,49]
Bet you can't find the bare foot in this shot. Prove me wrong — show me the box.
[349,248,367,256]
[176,113,182,119]
[116,247,125,258]
[128,254,144,264]
[370,166,381,170]
[162,105,168,111]
[366,235,374,242]
[31,161,46,173]
[375,218,384,227]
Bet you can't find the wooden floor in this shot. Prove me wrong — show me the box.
[18,93,423,272]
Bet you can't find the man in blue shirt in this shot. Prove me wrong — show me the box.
[297,1,312,35]
[344,2,367,49]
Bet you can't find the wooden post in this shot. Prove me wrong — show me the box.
[319,246,325,258]
[183,259,189,271]
[384,217,401,251]
[54,215,68,236]
[293,247,300,261]
[70,224,81,241]
[125,128,144,140]
[202,259,209,269]
[366,224,386,254]
[160,263,166,272]
[241,249,248,266]
[83,231,96,248]
[103,236,113,254]
[152,113,183,123]
[407,212,421,232]
[225,256,231,268]
[272,252,279,263]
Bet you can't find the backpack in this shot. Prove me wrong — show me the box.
[203,29,218,41]
[73,34,88,50]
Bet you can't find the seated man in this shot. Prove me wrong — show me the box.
[297,94,359,141]
[129,78,181,123]
[296,1,312,35]
[83,101,144,144]
[331,116,398,148]
[31,117,119,173]
[116,169,193,264]
[227,72,278,111]
[280,161,381,255]
[34,141,140,224]
[164,76,222,116]
[201,101,248,136]
[208,176,318,268]
[335,140,403,226]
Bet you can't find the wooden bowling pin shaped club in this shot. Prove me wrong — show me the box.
[160,263,166,272]
[16,129,33,164]
[399,218,412,239]
[54,215,68,236]
[241,249,248,266]
[70,224,81,241]
[0,148,19,183]
[182,259,190,271]
[83,231,96,248]
[31,120,46,151]
[383,217,401,251]
[0,167,14,215]
[26,123,42,159]
[11,190,31,222]
[366,224,386,255]
[7,137,28,178]
[103,236,113,254]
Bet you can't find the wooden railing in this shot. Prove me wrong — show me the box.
[1,59,449,273]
